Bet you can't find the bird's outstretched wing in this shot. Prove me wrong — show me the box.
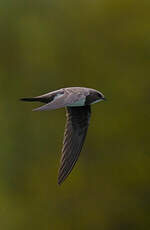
[21,89,85,111]
[58,105,91,185]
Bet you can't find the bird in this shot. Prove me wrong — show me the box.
[21,87,106,185]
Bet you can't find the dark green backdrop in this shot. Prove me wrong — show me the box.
[0,0,150,229]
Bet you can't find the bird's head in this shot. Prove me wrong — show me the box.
[86,89,106,105]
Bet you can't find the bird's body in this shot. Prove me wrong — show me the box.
[21,87,105,185]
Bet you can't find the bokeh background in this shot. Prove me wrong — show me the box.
[0,0,150,229]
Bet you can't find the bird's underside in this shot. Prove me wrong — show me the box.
[58,105,91,185]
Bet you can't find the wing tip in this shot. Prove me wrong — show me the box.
[20,97,39,102]
[20,98,31,101]
[32,107,40,112]
[57,180,62,186]
[57,174,66,186]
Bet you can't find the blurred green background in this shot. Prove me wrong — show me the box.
[0,0,150,229]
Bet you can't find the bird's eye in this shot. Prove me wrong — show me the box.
[97,93,105,100]
[98,93,102,98]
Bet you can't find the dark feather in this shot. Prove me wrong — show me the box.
[58,105,91,185]
[20,95,55,103]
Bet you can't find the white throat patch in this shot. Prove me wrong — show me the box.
[68,98,86,107]
[91,99,102,104]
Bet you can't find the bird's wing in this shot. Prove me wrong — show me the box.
[58,105,91,185]
[32,91,85,111]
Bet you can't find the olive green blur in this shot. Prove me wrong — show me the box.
[0,0,150,229]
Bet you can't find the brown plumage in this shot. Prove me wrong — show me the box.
[58,106,91,185]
